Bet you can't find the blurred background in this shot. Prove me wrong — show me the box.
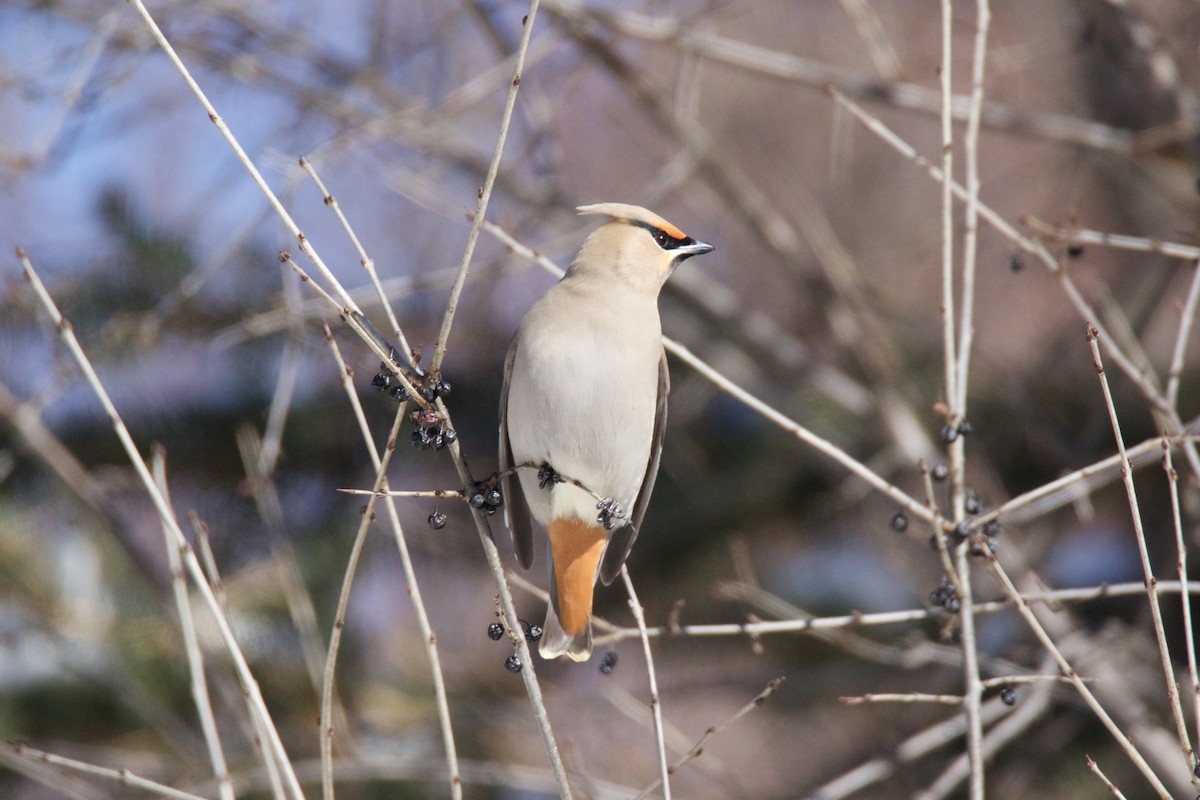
[3,0,1200,797]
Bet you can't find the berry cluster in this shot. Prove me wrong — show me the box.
[409,405,456,450]
[468,482,503,516]
[928,577,961,614]
[371,353,451,405]
[487,619,543,674]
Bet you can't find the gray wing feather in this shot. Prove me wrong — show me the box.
[499,337,536,569]
[599,349,668,585]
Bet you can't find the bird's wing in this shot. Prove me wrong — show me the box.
[499,336,536,569]
[599,348,668,585]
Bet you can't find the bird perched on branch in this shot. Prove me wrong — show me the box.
[499,203,714,661]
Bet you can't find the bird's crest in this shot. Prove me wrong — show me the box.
[577,203,686,241]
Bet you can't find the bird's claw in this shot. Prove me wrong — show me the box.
[537,462,563,490]
[596,497,626,531]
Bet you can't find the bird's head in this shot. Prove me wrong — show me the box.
[572,203,714,292]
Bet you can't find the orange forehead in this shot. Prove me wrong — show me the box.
[656,220,686,239]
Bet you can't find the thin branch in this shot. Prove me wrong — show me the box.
[6,744,208,800]
[984,550,1171,798]
[955,0,991,418]
[592,580,1200,643]
[429,0,542,376]
[123,0,422,402]
[1087,756,1130,800]
[916,668,1056,800]
[827,86,1164,410]
[1165,442,1200,766]
[151,450,235,800]
[1167,262,1200,409]
[434,396,574,797]
[299,157,415,368]
[621,568,671,800]
[548,0,1137,153]
[323,325,463,800]
[954,539,985,800]
[1024,216,1200,262]
[1088,326,1195,784]
[633,678,785,800]
[804,695,1014,800]
[938,0,958,433]
[841,692,963,706]
[20,251,306,800]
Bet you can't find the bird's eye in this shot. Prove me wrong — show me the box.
[653,229,669,247]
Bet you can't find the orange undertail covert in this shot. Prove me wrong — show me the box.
[548,516,609,635]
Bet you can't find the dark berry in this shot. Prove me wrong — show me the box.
[434,380,451,397]
[932,463,949,481]
[443,428,457,444]
[954,521,970,539]
[986,536,999,553]
[505,653,522,673]
[891,512,909,532]
[959,420,973,436]
[486,488,503,507]
[525,624,543,642]
[372,372,390,390]
[944,595,961,614]
[428,510,448,530]
[469,492,486,509]
[965,494,982,515]
[999,685,1016,706]
[420,387,436,402]
[1008,253,1024,272]
[940,425,959,445]
[487,622,504,641]
[1067,243,1084,259]
[599,651,618,674]
[983,519,1001,537]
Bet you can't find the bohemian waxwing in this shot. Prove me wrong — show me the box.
[499,203,714,661]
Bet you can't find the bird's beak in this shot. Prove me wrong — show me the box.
[675,239,715,260]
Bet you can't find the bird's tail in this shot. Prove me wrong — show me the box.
[539,516,607,662]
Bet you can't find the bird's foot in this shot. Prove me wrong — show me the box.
[596,497,626,531]
[538,462,564,490]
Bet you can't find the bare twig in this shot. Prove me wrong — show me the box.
[151,450,235,800]
[6,743,207,800]
[20,250,305,800]
[633,678,785,800]
[1165,442,1200,767]
[1167,263,1200,410]
[123,0,422,402]
[429,0,542,376]
[1087,755,1130,799]
[805,696,1014,800]
[322,325,462,800]
[299,157,415,367]
[1088,326,1195,783]
[621,568,671,800]
[984,550,1171,798]
[1024,216,1200,262]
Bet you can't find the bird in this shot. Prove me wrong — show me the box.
[499,203,714,661]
